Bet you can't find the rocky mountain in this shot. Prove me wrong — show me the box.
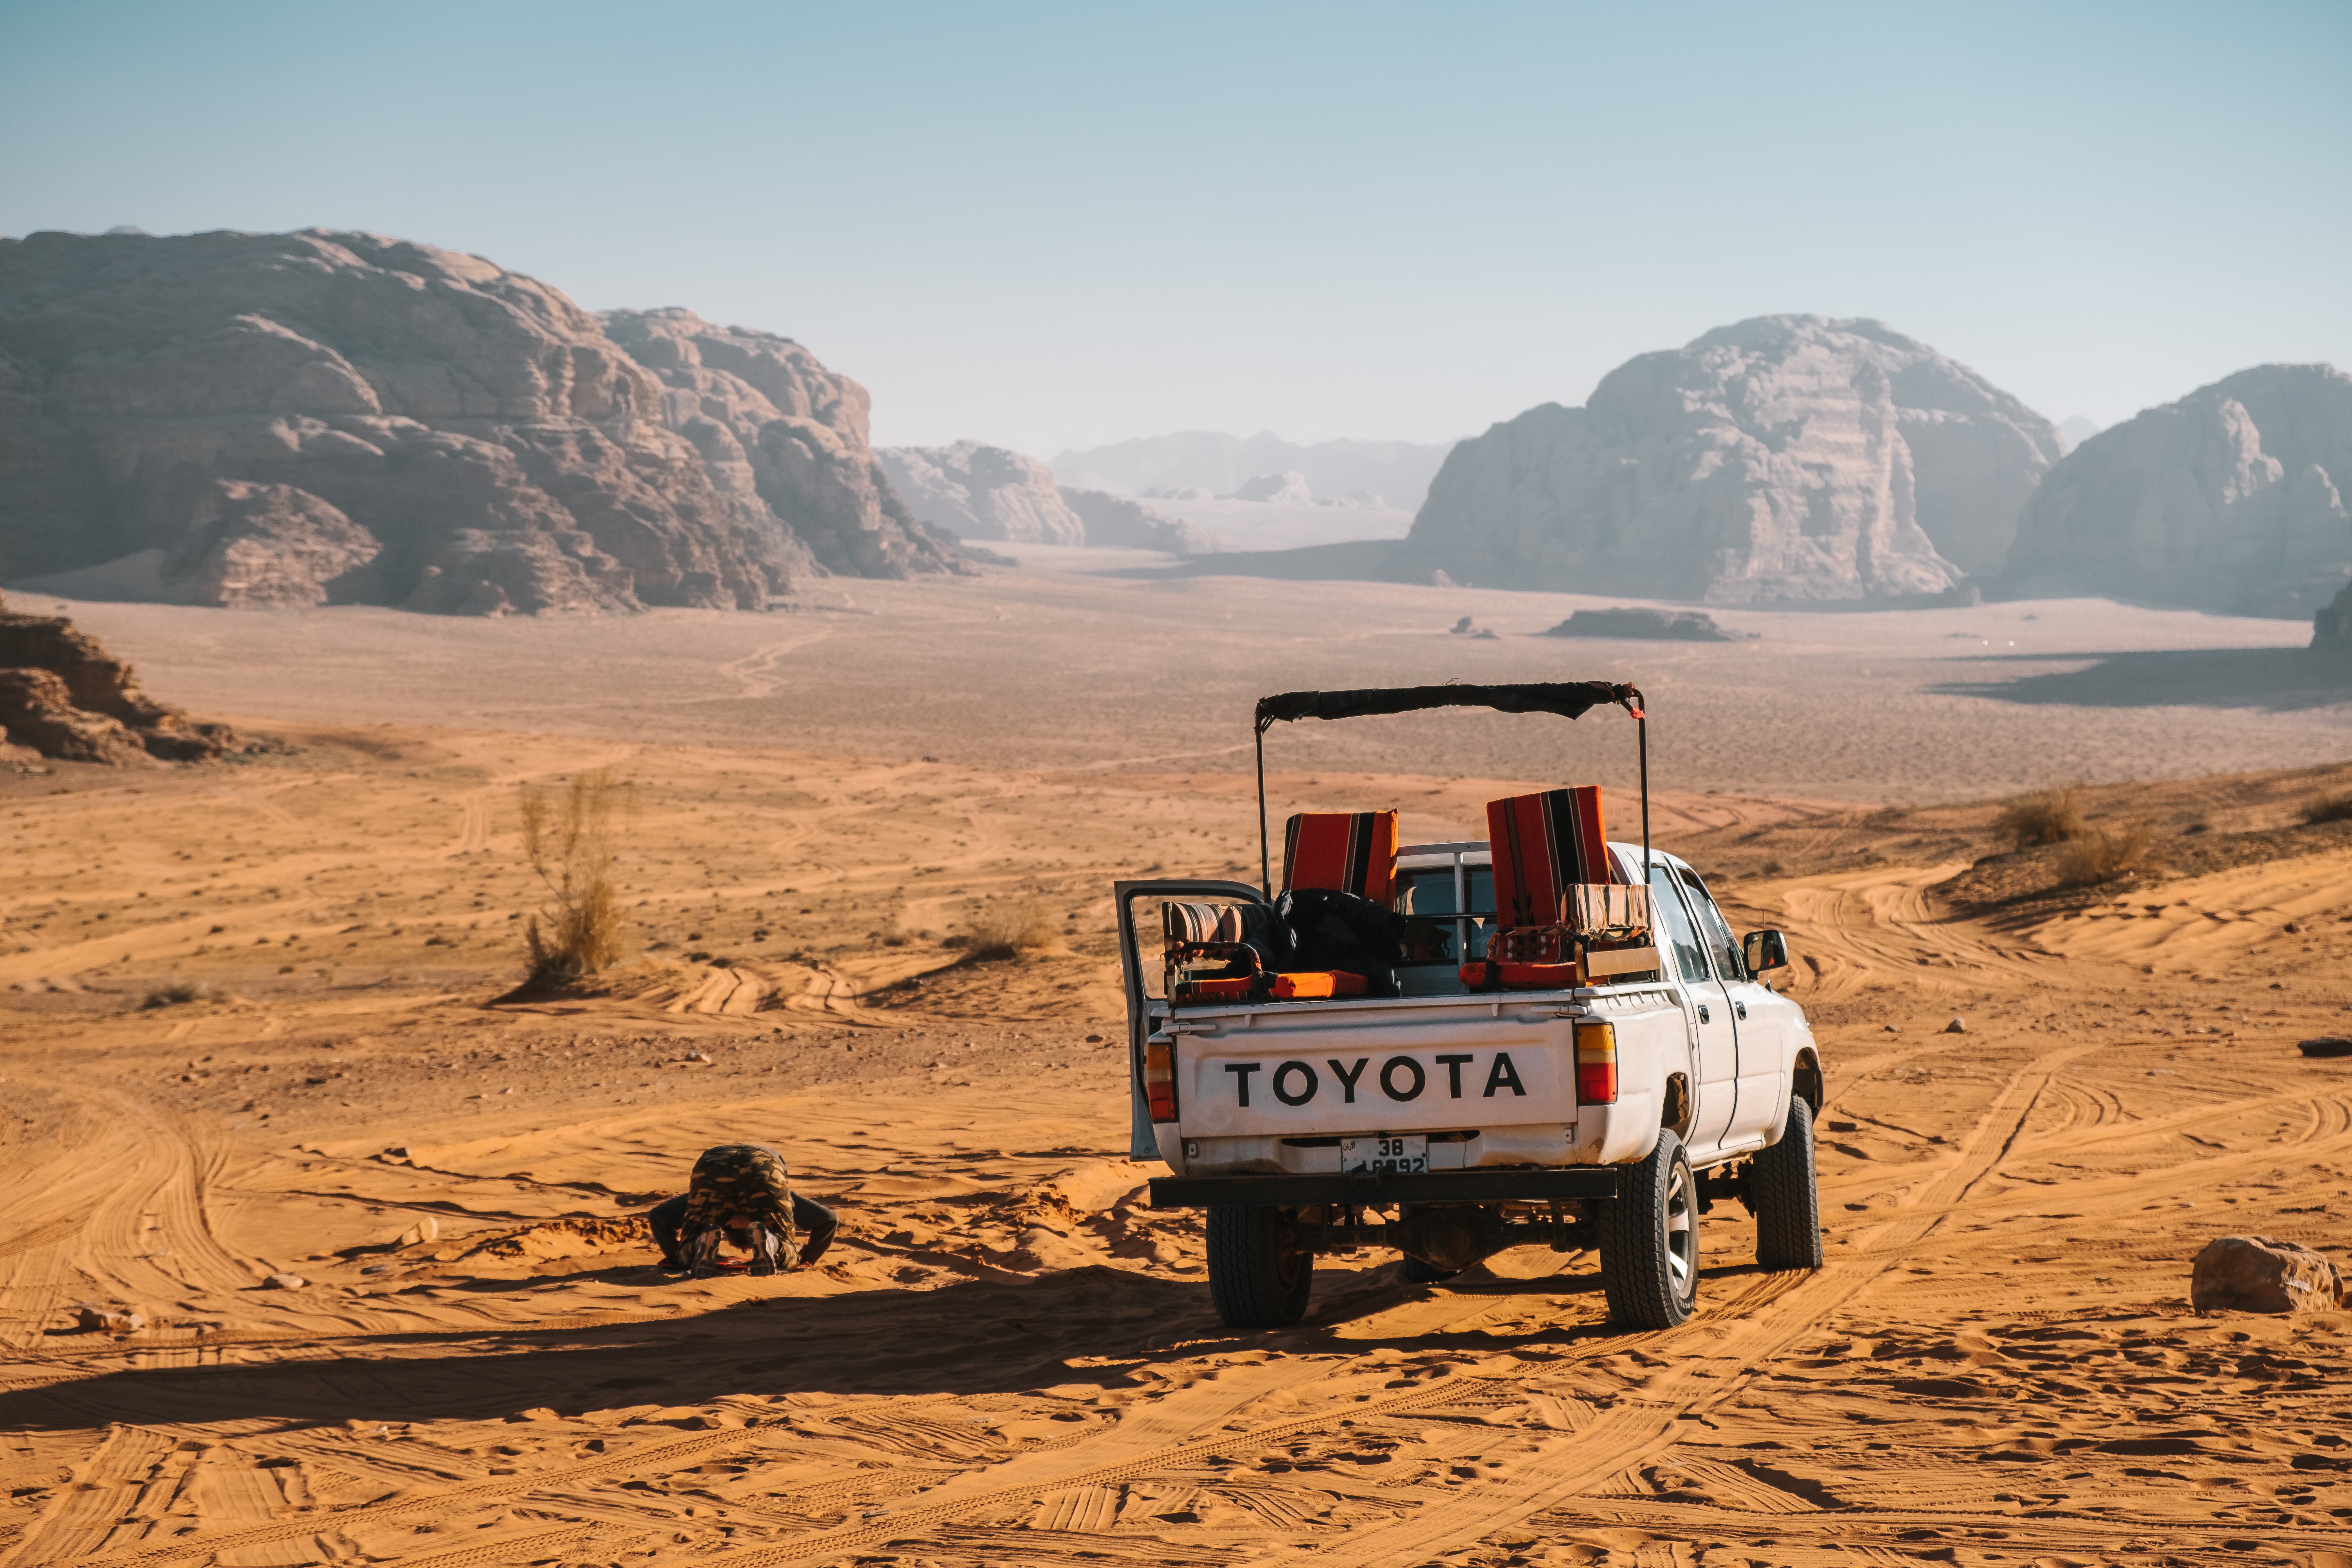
[1051,431,1454,512]
[877,441,1085,545]
[878,441,1226,554]
[1401,316,2063,602]
[2000,365,2352,620]
[0,588,239,762]
[0,230,960,615]
[599,309,955,581]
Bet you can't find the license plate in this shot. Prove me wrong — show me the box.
[1342,1135,1428,1175]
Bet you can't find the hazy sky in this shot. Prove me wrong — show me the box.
[4,1,2348,454]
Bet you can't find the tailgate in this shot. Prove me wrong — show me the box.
[1169,998,1575,1137]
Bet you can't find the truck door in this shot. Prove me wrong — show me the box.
[1113,878,1269,1160]
[1645,860,1740,1158]
[1677,866,1789,1147]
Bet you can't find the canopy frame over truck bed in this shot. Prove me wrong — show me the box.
[1249,680,1651,898]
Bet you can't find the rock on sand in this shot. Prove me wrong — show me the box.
[2190,1235,2345,1313]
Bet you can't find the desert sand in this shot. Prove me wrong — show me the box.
[5,562,2352,1566]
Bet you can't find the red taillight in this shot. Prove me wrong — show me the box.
[1145,1039,1178,1122]
[1575,1020,1618,1105]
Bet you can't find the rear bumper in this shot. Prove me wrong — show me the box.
[1149,1167,1619,1209]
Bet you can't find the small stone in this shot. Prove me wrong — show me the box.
[71,1303,146,1333]
[2190,1236,2345,1314]
[1944,1017,1967,1034]
[262,1273,305,1290]
[1882,1023,1899,1033]
[2299,1038,2352,1059]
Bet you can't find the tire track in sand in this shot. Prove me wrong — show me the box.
[1253,1042,2094,1568]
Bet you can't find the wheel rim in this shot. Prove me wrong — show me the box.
[1663,1160,1697,1300]
[1274,1238,1311,1296]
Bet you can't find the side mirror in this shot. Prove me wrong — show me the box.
[1743,929,1790,974]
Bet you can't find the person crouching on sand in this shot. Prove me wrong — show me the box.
[648,1143,838,1278]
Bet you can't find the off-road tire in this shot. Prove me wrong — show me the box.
[1207,1206,1314,1328]
[1399,1254,1460,1285]
[1751,1095,1825,1270]
[1597,1128,1700,1329]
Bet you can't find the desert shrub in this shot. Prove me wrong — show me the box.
[2301,790,2352,826]
[1995,786,2085,850]
[963,899,1057,962]
[141,978,214,1009]
[2053,822,2154,889]
[519,769,633,982]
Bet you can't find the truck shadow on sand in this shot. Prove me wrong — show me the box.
[0,1257,1751,1432]
[1931,646,2352,711]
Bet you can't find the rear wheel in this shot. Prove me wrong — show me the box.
[1751,1096,1825,1269]
[1399,1254,1460,1285]
[1207,1206,1314,1327]
[1598,1129,1699,1329]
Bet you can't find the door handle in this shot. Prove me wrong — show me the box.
[1696,1004,1710,1024]
[1735,1001,1748,1020]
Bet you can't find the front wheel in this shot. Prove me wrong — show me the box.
[1598,1129,1700,1329]
[1206,1206,1314,1328]
[1751,1096,1825,1270]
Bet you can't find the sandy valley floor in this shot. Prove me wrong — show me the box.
[5,564,2352,1567]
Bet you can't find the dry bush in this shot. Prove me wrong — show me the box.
[520,769,633,983]
[141,978,215,1009]
[2053,822,2154,889]
[2301,790,2352,826]
[963,899,1058,962]
[1996,785,2085,850]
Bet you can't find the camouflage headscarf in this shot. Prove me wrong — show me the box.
[677,1143,797,1254]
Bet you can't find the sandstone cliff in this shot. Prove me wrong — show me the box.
[0,230,958,615]
[600,309,960,580]
[877,441,1085,545]
[2000,365,2352,620]
[0,589,238,763]
[1401,316,2062,602]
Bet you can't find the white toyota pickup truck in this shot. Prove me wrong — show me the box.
[1113,682,1825,1330]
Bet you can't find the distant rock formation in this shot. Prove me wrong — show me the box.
[1225,471,1314,505]
[1402,316,2062,602]
[1056,488,1229,554]
[0,229,959,615]
[2056,416,2100,454]
[1051,431,1454,512]
[0,589,237,762]
[876,441,1085,545]
[600,309,958,581]
[1542,606,1742,642]
[2001,365,2352,620]
[2318,580,2352,649]
[876,440,1228,554]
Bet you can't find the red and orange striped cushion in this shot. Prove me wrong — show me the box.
[1280,811,1399,902]
[1486,787,1615,927]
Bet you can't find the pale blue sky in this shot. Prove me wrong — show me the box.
[4,0,2347,454]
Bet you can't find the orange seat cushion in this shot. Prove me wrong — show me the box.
[1281,811,1399,902]
[1459,958,1580,991]
[1269,970,1368,1000]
